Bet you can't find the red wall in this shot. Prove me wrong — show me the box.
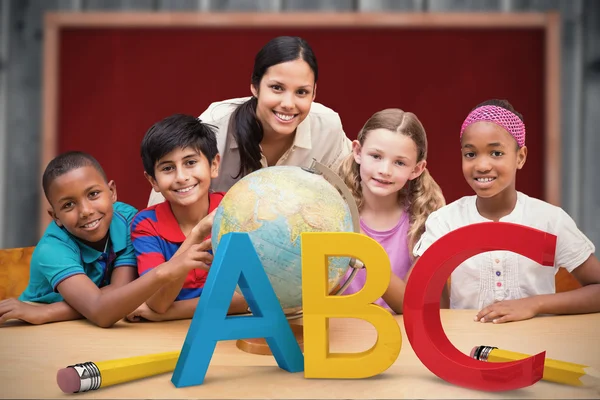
[58,28,544,210]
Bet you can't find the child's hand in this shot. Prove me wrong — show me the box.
[126,302,164,322]
[0,298,47,325]
[190,209,216,242]
[475,297,540,324]
[170,239,213,272]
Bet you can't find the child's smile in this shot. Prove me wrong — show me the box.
[172,183,198,197]
[372,177,394,186]
[472,176,497,190]
[353,128,421,200]
[461,122,527,200]
[150,147,219,209]
[47,166,116,251]
[80,217,103,230]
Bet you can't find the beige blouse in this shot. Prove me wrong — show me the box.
[148,97,351,206]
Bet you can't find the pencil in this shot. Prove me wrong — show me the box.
[56,350,180,393]
[471,345,599,387]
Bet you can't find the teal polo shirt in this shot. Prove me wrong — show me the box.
[19,201,138,304]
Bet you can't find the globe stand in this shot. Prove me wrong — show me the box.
[236,323,304,355]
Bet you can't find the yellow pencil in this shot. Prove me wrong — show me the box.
[471,345,599,387]
[56,351,180,393]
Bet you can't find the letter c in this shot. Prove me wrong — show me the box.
[404,222,556,391]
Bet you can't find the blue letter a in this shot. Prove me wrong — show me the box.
[171,232,304,387]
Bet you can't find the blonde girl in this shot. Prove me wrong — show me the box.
[339,108,445,313]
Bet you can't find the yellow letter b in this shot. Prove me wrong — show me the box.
[301,232,402,379]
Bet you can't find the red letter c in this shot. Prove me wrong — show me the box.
[404,222,556,391]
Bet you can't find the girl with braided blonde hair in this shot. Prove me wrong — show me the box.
[338,108,445,314]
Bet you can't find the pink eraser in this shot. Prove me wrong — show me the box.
[57,367,80,393]
[469,346,478,359]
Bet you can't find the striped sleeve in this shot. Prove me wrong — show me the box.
[131,209,167,276]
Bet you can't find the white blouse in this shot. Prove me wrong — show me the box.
[413,192,595,310]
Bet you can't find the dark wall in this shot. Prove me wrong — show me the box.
[58,27,545,211]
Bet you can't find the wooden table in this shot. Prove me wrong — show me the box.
[1,310,599,399]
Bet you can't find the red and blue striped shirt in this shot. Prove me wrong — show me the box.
[130,192,224,300]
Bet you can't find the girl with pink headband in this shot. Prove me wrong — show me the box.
[412,99,600,323]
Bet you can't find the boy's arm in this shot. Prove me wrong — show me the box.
[102,266,137,291]
[0,267,139,326]
[0,299,82,325]
[127,292,248,322]
[54,242,212,328]
[477,254,600,323]
[142,211,215,314]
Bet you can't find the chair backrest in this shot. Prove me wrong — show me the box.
[0,247,34,300]
[555,267,582,292]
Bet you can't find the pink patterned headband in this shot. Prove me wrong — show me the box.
[460,105,526,147]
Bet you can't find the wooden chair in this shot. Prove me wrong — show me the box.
[0,247,34,301]
[555,267,582,292]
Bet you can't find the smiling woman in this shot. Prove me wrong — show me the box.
[148,36,351,206]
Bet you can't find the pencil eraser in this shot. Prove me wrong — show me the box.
[469,346,478,359]
[57,367,80,393]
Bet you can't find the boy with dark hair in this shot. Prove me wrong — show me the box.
[0,151,212,327]
[128,114,247,322]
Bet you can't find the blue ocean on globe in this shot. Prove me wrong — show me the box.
[211,166,354,311]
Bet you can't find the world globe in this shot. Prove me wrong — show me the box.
[211,165,355,312]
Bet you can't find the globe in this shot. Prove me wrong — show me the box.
[211,165,355,312]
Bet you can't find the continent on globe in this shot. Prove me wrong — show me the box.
[211,166,355,311]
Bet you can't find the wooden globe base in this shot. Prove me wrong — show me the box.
[236,323,304,355]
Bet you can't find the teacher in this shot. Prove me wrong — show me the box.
[148,36,351,205]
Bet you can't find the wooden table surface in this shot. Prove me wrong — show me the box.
[1,309,599,399]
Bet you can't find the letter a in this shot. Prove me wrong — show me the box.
[302,232,402,379]
[172,232,304,388]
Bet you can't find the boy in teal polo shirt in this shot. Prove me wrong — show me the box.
[20,200,136,304]
[0,151,214,327]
